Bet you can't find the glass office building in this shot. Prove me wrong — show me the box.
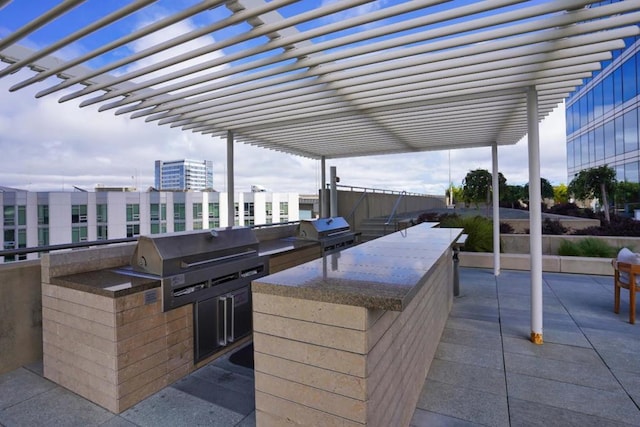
[154,159,214,191]
[565,1,640,183]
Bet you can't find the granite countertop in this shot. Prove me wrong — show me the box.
[252,223,463,311]
[50,269,160,298]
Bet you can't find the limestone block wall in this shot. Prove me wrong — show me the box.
[0,259,42,375]
[252,253,452,426]
[42,284,193,413]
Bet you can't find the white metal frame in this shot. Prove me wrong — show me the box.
[2,0,640,344]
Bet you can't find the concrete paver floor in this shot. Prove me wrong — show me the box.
[1,268,639,426]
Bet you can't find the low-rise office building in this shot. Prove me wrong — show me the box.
[0,186,299,262]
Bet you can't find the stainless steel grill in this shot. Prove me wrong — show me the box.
[129,227,268,363]
[297,217,357,253]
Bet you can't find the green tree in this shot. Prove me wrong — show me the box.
[445,185,464,206]
[524,178,554,200]
[501,184,525,208]
[462,169,506,209]
[553,183,568,204]
[568,165,617,223]
[615,181,640,213]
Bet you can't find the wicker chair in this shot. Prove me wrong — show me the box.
[612,259,640,324]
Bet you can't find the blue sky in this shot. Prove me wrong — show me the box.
[0,0,569,193]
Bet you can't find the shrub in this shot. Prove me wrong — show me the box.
[500,222,514,234]
[557,240,581,256]
[439,215,496,252]
[547,203,596,218]
[541,218,567,235]
[557,238,618,258]
[572,216,640,237]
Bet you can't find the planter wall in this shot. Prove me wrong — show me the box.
[502,218,600,233]
[460,252,614,276]
[500,234,640,255]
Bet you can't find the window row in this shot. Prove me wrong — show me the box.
[567,108,640,169]
[567,48,640,135]
[3,205,26,226]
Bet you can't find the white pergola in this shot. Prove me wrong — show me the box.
[2,0,639,344]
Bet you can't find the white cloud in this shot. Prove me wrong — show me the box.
[0,65,569,196]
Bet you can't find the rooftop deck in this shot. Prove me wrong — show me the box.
[1,267,639,426]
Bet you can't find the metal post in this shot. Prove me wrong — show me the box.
[330,166,338,218]
[227,130,235,227]
[527,86,543,345]
[492,143,500,276]
[320,156,327,218]
[453,244,460,296]
[448,150,453,207]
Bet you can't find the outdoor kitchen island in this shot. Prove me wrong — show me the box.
[251,223,463,427]
[39,227,323,414]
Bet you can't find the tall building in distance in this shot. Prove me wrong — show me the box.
[565,1,639,183]
[154,159,214,191]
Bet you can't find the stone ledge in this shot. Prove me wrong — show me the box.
[459,252,614,276]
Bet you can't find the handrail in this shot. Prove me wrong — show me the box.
[327,183,431,197]
[0,221,303,259]
[346,190,369,224]
[0,237,138,257]
[385,191,407,226]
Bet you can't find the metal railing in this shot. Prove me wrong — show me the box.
[0,221,302,259]
[0,237,137,258]
[385,191,407,227]
[330,184,430,197]
[346,191,369,225]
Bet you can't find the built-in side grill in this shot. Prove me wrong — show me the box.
[129,227,268,363]
[297,217,358,253]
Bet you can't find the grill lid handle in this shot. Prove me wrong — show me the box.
[179,249,257,269]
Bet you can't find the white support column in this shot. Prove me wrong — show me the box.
[527,86,543,345]
[320,156,327,218]
[492,143,500,276]
[227,130,235,227]
[330,166,338,218]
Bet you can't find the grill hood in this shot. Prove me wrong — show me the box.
[131,227,259,277]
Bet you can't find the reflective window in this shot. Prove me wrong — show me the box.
[126,204,139,222]
[613,68,623,107]
[602,73,614,114]
[38,205,49,225]
[71,205,87,224]
[581,133,589,165]
[579,96,588,129]
[586,90,594,123]
[615,116,624,155]
[17,206,26,226]
[624,109,639,153]
[594,125,605,161]
[625,161,640,183]
[567,140,575,169]
[593,80,604,119]
[604,120,615,159]
[566,105,574,135]
[622,57,637,103]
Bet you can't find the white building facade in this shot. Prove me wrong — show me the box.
[0,188,299,262]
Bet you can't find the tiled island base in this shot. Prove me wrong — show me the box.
[252,224,460,426]
[40,245,194,414]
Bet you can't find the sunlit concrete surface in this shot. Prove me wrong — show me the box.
[1,267,639,426]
